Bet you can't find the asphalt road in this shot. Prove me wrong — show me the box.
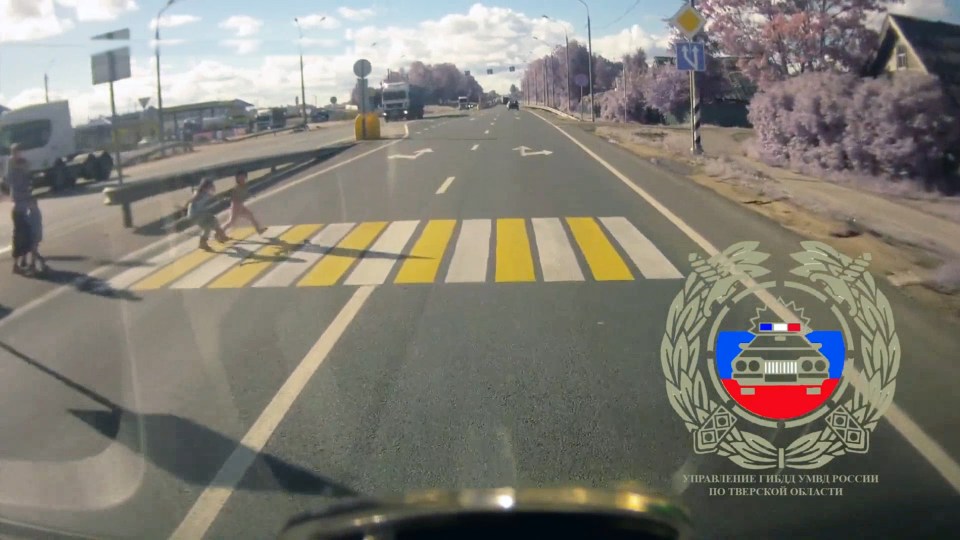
[0,106,958,539]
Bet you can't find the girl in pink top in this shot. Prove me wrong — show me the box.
[224,170,265,235]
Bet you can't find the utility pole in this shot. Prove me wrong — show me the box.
[577,0,595,121]
[294,18,308,127]
[44,73,49,103]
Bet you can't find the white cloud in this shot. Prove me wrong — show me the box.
[591,24,672,60]
[300,37,340,48]
[149,13,200,30]
[337,6,375,21]
[55,0,138,21]
[219,15,263,38]
[149,38,186,48]
[0,0,74,42]
[297,13,341,29]
[888,0,951,20]
[222,39,261,55]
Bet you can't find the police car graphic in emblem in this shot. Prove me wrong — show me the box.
[660,241,901,470]
[715,310,845,420]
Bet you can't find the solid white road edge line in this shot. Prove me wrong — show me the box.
[436,176,456,194]
[0,137,405,331]
[168,285,377,540]
[530,110,960,495]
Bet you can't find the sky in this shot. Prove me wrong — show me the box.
[0,0,956,124]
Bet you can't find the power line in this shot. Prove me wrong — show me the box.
[599,0,642,30]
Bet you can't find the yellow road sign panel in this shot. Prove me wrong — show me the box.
[670,4,706,38]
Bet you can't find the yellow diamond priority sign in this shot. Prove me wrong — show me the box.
[669,3,706,39]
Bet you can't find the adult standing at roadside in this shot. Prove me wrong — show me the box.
[1,143,47,275]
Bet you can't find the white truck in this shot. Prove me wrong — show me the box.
[0,101,114,192]
[380,81,425,122]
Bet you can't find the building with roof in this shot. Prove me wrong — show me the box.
[866,13,960,107]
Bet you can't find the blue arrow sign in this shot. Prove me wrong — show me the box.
[676,42,705,72]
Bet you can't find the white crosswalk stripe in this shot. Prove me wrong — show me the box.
[343,221,419,285]
[599,217,682,279]
[532,218,584,282]
[445,219,491,283]
[252,223,355,288]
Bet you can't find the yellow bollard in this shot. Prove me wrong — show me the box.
[354,114,365,141]
[364,112,381,139]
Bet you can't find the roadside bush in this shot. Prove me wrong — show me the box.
[748,70,960,187]
[748,71,857,172]
[644,67,689,121]
[847,72,960,181]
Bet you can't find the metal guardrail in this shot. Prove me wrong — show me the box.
[525,104,581,122]
[103,143,353,227]
[121,141,194,168]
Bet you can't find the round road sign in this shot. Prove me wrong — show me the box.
[353,58,372,78]
[574,73,588,87]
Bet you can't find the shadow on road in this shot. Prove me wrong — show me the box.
[0,304,10,321]
[19,267,143,301]
[0,338,357,498]
[212,238,429,262]
[132,144,353,238]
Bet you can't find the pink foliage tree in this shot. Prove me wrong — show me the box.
[697,0,899,86]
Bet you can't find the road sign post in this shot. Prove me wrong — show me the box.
[92,39,132,225]
[669,2,706,155]
[574,74,588,121]
[353,59,372,139]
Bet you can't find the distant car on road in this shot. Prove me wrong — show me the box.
[508,99,519,110]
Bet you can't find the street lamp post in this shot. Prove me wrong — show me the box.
[155,0,178,145]
[294,18,308,127]
[576,0,595,121]
[44,60,55,103]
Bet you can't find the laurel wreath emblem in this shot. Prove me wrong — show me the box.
[660,241,900,470]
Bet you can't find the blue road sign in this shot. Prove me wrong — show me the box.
[676,42,706,72]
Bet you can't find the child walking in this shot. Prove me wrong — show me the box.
[224,170,265,235]
[187,178,229,250]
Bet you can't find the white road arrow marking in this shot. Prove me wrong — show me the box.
[513,146,553,157]
[388,148,434,160]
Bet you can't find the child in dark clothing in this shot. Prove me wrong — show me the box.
[187,178,229,250]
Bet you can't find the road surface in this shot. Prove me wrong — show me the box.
[0,119,380,257]
[0,106,957,539]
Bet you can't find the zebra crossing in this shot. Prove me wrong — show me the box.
[106,217,684,291]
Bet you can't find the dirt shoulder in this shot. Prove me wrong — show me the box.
[591,123,960,322]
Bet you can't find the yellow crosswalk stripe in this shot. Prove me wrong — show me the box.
[495,218,535,282]
[394,219,456,284]
[130,228,256,290]
[566,217,633,281]
[207,224,324,289]
[297,222,387,286]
